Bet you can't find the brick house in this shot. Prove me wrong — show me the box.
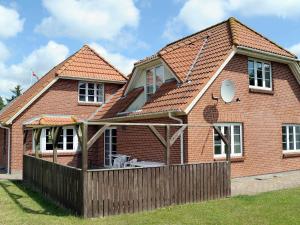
[88,17,300,178]
[0,45,126,174]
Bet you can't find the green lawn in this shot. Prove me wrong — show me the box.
[0,180,300,225]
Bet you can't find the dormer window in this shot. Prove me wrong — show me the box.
[78,82,104,103]
[145,65,164,101]
[248,59,272,90]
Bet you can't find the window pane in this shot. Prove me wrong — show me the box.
[234,145,241,154]
[79,95,85,101]
[214,145,221,155]
[296,126,300,150]
[111,129,117,136]
[79,83,85,89]
[282,126,287,150]
[88,96,94,102]
[155,66,164,89]
[257,62,263,87]
[146,70,154,86]
[289,126,294,150]
[79,88,86,95]
[96,84,104,102]
[45,129,53,151]
[66,143,73,150]
[214,126,222,155]
[248,60,255,86]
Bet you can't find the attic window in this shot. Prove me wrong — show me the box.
[145,65,164,101]
[78,82,104,103]
[248,59,272,90]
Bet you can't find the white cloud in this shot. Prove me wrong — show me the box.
[0,41,69,98]
[36,0,139,41]
[0,42,10,62]
[164,0,300,40]
[90,43,136,75]
[289,43,300,58]
[0,4,24,38]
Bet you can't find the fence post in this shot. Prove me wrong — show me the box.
[225,127,231,196]
[81,122,88,217]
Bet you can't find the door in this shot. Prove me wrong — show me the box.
[104,128,117,167]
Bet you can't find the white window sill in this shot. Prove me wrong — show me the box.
[249,87,273,94]
[214,155,244,162]
[78,101,103,106]
[283,151,300,158]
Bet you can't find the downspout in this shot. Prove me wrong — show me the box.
[0,124,10,174]
[168,112,184,164]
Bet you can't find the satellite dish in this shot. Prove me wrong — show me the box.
[221,80,235,103]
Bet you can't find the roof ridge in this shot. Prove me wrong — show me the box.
[85,44,128,80]
[228,17,238,46]
[229,17,296,58]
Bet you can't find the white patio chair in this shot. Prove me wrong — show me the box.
[124,158,138,167]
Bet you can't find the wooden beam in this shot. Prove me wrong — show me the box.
[75,125,83,149]
[23,130,28,155]
[51,127,61,163]
[87,124,110,150]
[165,125,171,165]
[148,125,167,147]
[170,125,187,146]
[33,129,42,158]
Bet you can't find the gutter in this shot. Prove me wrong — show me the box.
[0,124,10,174]
[168,112,184,164]
[236,46,300,63]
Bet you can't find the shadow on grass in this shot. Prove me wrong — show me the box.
[0,180,73,217]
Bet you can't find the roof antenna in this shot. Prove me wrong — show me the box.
[184,34,210,83]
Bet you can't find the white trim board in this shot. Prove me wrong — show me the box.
[184,48,237,114]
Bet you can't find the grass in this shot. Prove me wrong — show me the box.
[0,180,300,225]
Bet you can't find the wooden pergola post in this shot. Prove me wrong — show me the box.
[165,125,171,165]
[81,122,88,218]
[33,128,42,158]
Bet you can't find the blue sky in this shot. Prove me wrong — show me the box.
[0,0,300,100]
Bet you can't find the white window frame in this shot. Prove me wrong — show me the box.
[145,65,165,101]
[34,126,79,153]
[78,81,104,103]
[248,58,272,91]
[282,124,300,153]
[104,127,117,167]
[213,123,243,158]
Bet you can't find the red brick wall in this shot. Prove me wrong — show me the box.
[11,79,122,173]
[0,128,8,169]
[188,54,300,177]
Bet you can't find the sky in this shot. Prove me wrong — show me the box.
[0,0,300,100]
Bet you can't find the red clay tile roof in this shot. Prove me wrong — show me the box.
[229,18,296,58]
[91,87,144,120]
[57,45,127,82]
[0,45,126,124]
[25,115,79,126]
[91,19,232,120]
[91,17,296,121]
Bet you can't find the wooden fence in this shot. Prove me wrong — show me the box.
[23,155,83,214]
[86,162,230,217]
[23,155,230,218]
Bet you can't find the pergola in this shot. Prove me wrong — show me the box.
[24,120,231,168]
